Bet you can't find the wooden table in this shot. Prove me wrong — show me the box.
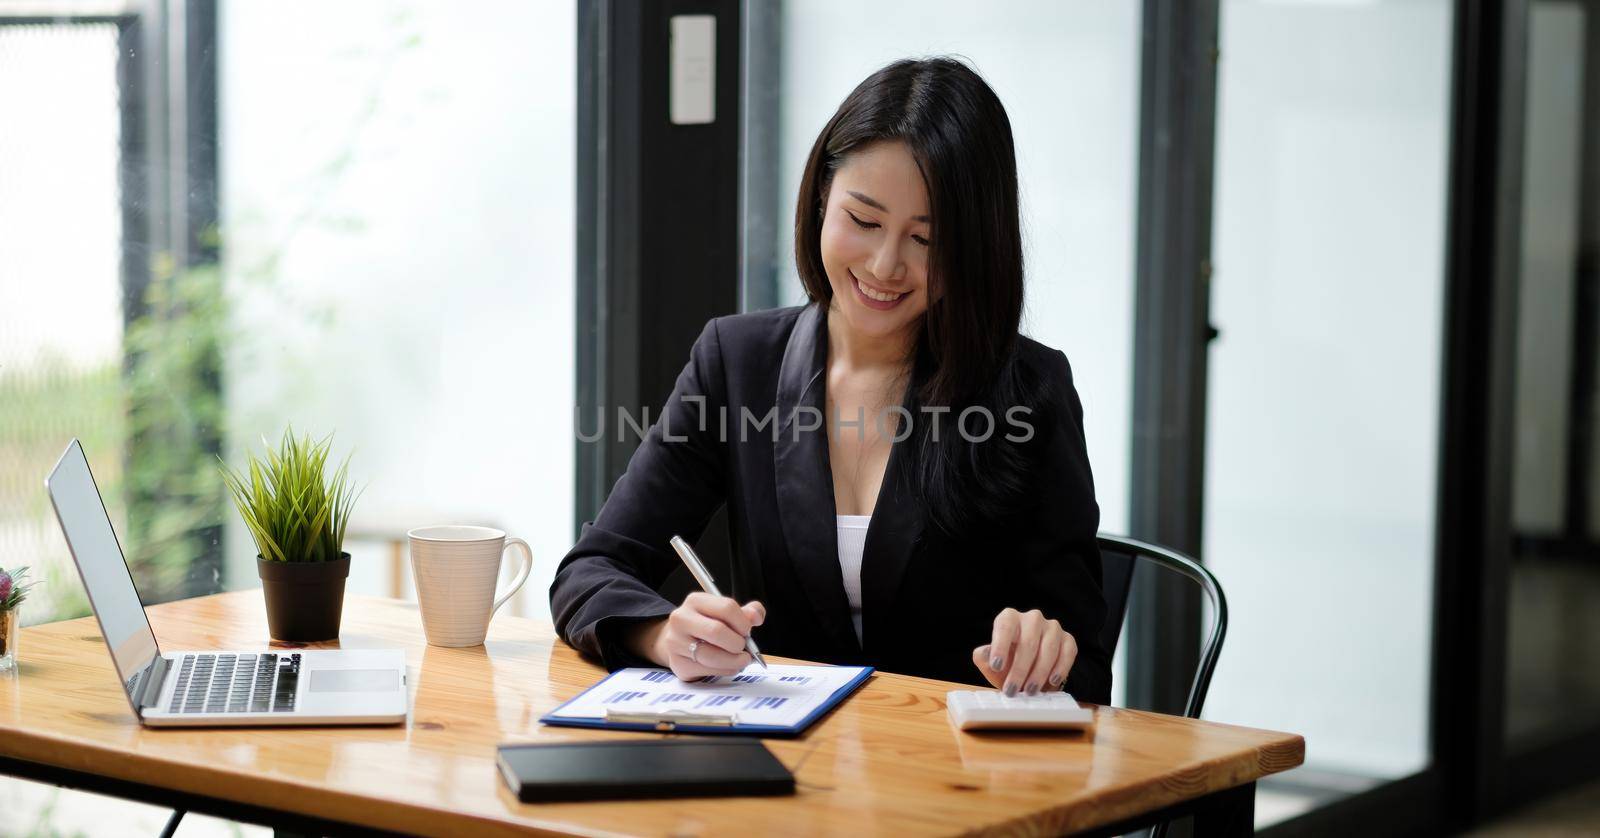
[0,592,1302,836]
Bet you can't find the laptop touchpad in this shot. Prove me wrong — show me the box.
[310,669,399,692]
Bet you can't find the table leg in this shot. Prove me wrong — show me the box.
[1190,781,1256,836]
[1080,780,1258,837]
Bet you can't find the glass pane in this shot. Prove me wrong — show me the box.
[0,3,575,627]
[218,1,575,617]
[0,22,123,626]
[1512,2,1583,537]
[759,0,1142,536]
[1505,0,1600,749]
[1201,0,1454,824]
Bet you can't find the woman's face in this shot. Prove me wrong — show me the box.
[819,140,932,345]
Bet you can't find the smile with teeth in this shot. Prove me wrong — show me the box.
[854,274,907,302]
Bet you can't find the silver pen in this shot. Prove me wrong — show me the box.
[669,534,768,668]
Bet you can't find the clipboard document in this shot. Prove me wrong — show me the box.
[541,664,872,736]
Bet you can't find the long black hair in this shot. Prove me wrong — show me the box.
[794,57,1040,537]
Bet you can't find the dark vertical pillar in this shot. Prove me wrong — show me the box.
[1565,0,1600,545]
[1125,0,1221,716]
[1433,0,1525,826]
[180,0,223,598]
[575,0,744,590]
[739,0,781,313]
[118,16,150,330]
[183,0,218,267]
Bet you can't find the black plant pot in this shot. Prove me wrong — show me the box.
[257,553,350,642]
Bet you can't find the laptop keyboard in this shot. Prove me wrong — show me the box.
[167,652,301,714]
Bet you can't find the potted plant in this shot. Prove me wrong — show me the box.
[220,429,360,641]
[0,566,38,670]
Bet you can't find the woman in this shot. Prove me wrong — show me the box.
[550,57,1109,703]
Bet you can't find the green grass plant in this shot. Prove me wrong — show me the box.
[219,429,359,563]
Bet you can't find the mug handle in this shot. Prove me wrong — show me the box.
[492,537,534,618]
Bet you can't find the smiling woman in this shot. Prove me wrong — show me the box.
[793,58,1033,536]
[552,57,1109,704]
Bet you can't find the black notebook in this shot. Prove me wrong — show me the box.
[496,739,796,803]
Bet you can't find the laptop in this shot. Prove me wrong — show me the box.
[46,439,408,727]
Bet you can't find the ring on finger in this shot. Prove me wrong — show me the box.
[688,639,702,663]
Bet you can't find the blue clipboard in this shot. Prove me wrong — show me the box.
[540,666,875,737]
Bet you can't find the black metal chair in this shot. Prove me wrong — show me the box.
[1096,534,1228,720]
[1096,535,1230,838]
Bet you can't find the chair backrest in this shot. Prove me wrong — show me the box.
[1095,534,1228,719]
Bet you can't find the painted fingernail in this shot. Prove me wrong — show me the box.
[1049,673,1065,687]
[1026,683,1040,696]
[991,656,1005,672]
[1004,683,1018,698]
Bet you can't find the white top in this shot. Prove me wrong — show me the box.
[836,514,871,644]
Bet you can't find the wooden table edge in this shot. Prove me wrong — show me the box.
[1027,731,1306,834]
[0,726,600,838]
[0,700,1306,837]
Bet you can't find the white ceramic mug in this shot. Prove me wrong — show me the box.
[406,525,533,647]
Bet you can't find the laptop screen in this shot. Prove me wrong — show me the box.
[45,440,161,709]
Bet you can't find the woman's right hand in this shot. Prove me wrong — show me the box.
[627,592,766,680]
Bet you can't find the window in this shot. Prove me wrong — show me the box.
[217,1,575,616]
[1505,0,1600,750]
[0,0,576,630]
[1200,0,1454,822]
[0,21,124,624]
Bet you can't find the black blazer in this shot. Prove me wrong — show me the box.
[549,303,1111,704]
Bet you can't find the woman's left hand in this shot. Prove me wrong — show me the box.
[972,607,1077,697]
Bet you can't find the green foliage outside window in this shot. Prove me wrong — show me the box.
[1,20,416,623]
[122,254,229,601]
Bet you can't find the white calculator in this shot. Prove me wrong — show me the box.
[945,690,1096,731]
